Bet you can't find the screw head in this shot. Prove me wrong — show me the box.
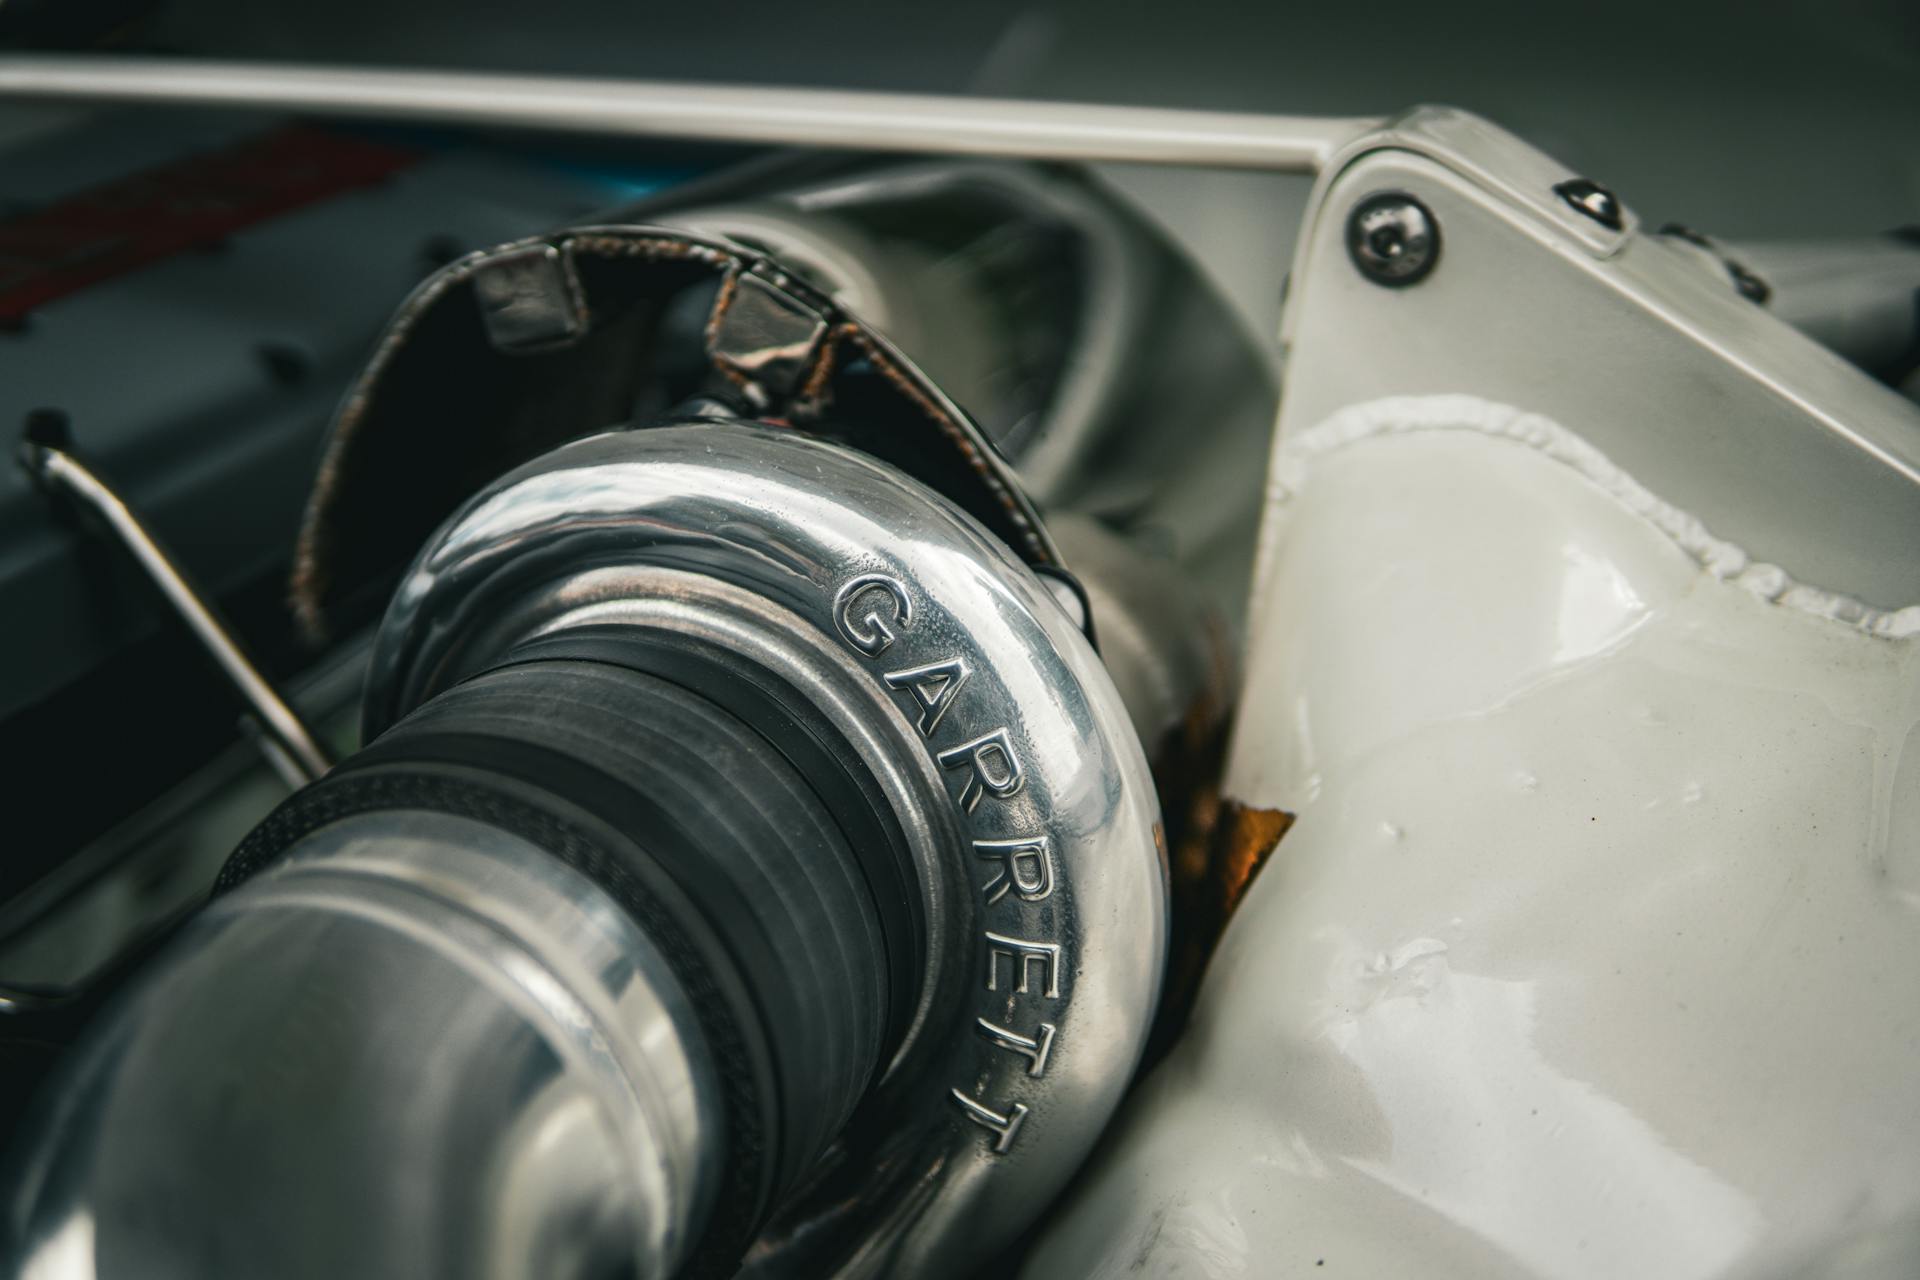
[1346,192,1439,287]
[1554,178,1623,231]
[1727,261,1771,305]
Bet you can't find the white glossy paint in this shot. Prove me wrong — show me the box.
[1027,396,1920,1279]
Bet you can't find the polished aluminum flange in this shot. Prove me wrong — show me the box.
[366,419,1168,1276]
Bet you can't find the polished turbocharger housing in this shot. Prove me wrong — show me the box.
[4,198,1217,1278]
[347,418,1170,1274]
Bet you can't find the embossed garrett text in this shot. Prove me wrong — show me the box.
[833,574,1064,1155]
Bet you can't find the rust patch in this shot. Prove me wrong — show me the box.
[1147,690,1294,1059]
[1199,798,1293,921]
[702,265,744,367]
[794,320,856,412]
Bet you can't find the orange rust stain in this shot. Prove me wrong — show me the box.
[1144,681,1295,1059]
[1213,801,1293,916]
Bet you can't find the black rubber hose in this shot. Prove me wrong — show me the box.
[220,653,914,1261]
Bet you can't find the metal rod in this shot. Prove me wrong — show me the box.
[0,56,1375,172]
[20,441,332,785]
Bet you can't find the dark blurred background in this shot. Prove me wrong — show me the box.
[7,0,1916,358]
[9,0,1918,235]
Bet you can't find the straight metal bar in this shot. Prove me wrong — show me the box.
[0,56,1375,172]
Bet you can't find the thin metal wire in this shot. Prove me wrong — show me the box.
[21,442,332,785]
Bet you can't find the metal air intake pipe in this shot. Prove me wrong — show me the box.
[5,164,1280,1276]
[6,421,1167,1278]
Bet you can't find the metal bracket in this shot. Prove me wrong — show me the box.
[471,243,589,352]
[707,267,830,406]
[1270,108,1920,614]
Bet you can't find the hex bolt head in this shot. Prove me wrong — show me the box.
[1346,192,1440,288]
[1554,178,1624,231]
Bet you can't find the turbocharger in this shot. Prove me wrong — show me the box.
[6,163,1278,1278]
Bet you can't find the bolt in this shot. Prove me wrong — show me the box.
[1657,222,1769,304]
[1727,262,1771,305]
[1346,192,1439,288]
[1554,178,1623,231]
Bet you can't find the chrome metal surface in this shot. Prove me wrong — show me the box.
[18,440,331,784]
[387,563,969,1069]
[1344,190,1438,287]
[0,56,1377,172]
[366,421,1166,1277]
[471,242,588,352]
[1272,106,1920,613]
[7,810,723,1279]
[1553,176,1623,230]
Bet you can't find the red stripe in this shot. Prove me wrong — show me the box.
[0,125,421,325]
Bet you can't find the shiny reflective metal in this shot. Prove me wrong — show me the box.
[367,421,1166,1277]
[0,56,1378,173]
[16,436,331,785]
[471,242,589,352]
[7,809,723,1279]
[706,271,830,401]
[1344,191,1439,287]
[1553,176,1624,230]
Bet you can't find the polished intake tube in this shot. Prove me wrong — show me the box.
[7,808,722,1279]
[6,644,918,1278]
[7,421,1172,1279]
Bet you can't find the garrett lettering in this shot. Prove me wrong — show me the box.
[985,931,1061,998]
[974,836,1055,905]
[951,1089,1029,1154]
[976,1017,1056,1077]
[833,574,912,657]
[937,728,1024,812]
[883,656,971,737]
